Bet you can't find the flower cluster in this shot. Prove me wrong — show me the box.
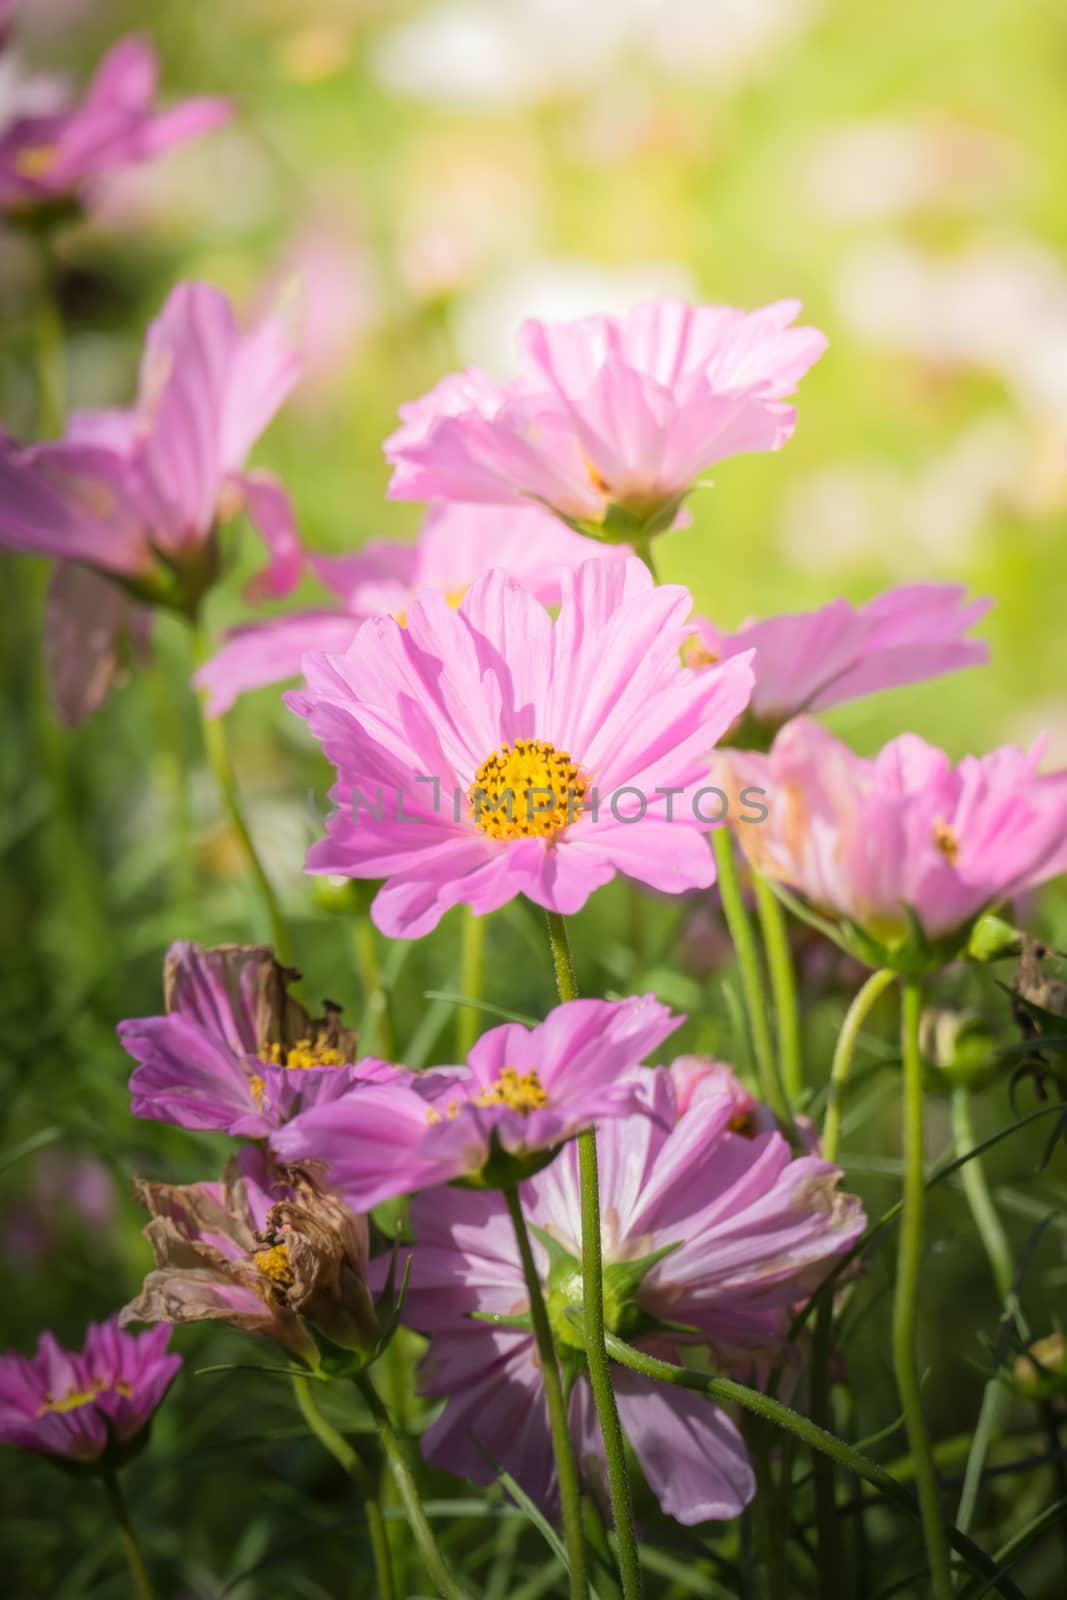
[5,23,1067,1596]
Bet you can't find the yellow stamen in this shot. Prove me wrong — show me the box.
[37,1376,130,1416]
[469,739,587,841]
[395,586,466,631]
[933,819,960,866]
[254,1242,295,1288]
[12,144,59,181]
[683,634,720,668]
[259,1037,345,1071]
[250,1074,266,1108]
[471,1065,548,1113]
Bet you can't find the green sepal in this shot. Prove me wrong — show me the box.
[602,1239,682,1305]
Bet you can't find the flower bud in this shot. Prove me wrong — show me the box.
[1010,1332,1067,1401]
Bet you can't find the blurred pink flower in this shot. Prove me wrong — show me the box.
[120,941,400,1138]
[0,1318,179,1463]
[686,583,991,742]
[289,556,754,938]
[272,995,681,1205]
[0,35,229,216]
[384,298,826,536]
[0,281,304,722]
[391,1062,863,1523]
[721,718,1067,962]
[7,1148,116,1261]
[196,502,624,715]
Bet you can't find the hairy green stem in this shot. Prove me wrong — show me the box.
[189,617,293,963]
[457,907,486,1058]
[545,910,642,1600]
[751,1418,789,1600]
[711,830,790,1127]
[292,1374,395,1600]
[895,977,954,1600]
[353,1372,475,1600]
[599,1335,1024,1600]
[503,1184,589,1600]
[753,871,803,1106]
[100,1469,154,1600]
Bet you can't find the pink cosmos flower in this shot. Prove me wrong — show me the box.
[0,280,303,723]
[721,718,1067,961]
[119,941,401,1139]
[686,583,991,743]
[272,995,681,1205]
[195,502,623,716]
[290,556,755,938]
[0,36,229,216]
[393,1063,864,1523]
[0,1317,179,1463]
[384,298,826,536]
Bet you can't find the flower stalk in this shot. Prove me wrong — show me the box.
[545,910,643,1600]
[100,1468,154,1600]
[894,977,954,1600]
[190,616,293,964]
[753,870,803,1107]
[292,1374,395,1600]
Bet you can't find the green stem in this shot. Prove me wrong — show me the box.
[751,1418,789,1600]
[457,907,486,1058]
[503,1184,590,1600]
[292,1374,395,1600]
[352,884,394,1058]
[812,966,898,1596]
[189,616,293,963]
[544,910,642,1600]
[353,1372,475,1600]
[32,233,65,437]
[598,1335,1025,1600]
[822,968,898,1165]
[710,830,790,1127]
[100,1469,154,1600]
[753,870,803,1107]
[950,1089,1026,1566]
[895,977,954,1600]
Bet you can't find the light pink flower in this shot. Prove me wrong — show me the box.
[272,995,682,1206]
[0,281,303,722]
[290,556,754,938]
[195,502,623,716]
[0,35,229,216]
[384,298,826,535]
[119,941,401,1139]
[721,718,1067,960]
[0,1317,179,1463]
[686,583,991,742]
[392,1064,864,1523]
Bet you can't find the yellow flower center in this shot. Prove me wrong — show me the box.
[469,739,587,840]
[472,1065,548,1112]
[254,1242,295,1288]
[12,144,59,181]
[37,1377,131,1416]
[394,586,467,630]
[428,1066,549,1123]
[259,1038,346,1071]
[683,634,720,668]
[933,819,960,866]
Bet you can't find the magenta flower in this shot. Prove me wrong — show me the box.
[392,1064,864,1524]
[0,281,303,722]
[195,501,623,716]
[290,556,754,938]
[384,298,826,537]
[119,941,401,1138]
[686,583,991,743]
[0,35,229,217]
[722,718,1067,965]
[272,995,681,1206]
[0,1317,179,1464]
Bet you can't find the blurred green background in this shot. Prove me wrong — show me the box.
[3,1,1067,1595]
